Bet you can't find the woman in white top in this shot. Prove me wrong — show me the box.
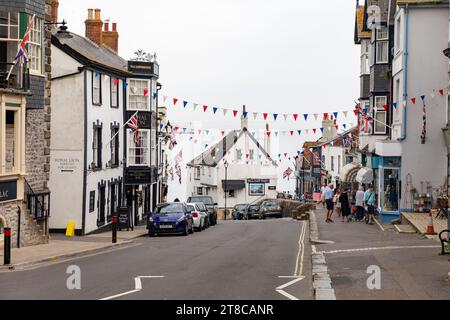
[355,186,366,222]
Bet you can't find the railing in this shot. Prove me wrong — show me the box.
[24,178,51,221]
[0,62,30,91]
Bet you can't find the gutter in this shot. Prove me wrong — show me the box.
[51,67,85,81]
[81,69,87,235]
[399,4,409,141]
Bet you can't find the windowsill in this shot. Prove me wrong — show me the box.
[127,108,151,112]
[111,105,119,109]
[110,164,119,169]
[92,103,102,107]
[29,72,45,78]
[97,221,106,227]
[92,167,102,172]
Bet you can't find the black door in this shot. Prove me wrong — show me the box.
[110,184,116,219]
[98,185,106,226]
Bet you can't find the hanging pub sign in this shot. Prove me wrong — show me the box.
[0,180,17,202]
[125,112,151,129]
[125,168,152,185]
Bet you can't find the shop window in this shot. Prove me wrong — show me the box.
[228,190,235,198]
[127,129,149,166]
[382,169,399,212]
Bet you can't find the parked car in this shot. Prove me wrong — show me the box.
[246,204,261,220]
[186,203,206,231]
[148,203,194,236]
[186,196,218,225]
[260,200,283,219]
[232,204,248,220]
[193,202,210,228]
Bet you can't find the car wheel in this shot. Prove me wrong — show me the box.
[190,223,194,234]
[149,232,155,237]
[183,225,189,236]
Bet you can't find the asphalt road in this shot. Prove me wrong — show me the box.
[0,218,312,300]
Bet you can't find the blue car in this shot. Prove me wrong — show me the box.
[148,203,195,236]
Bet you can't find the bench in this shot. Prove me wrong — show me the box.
[438,230,450,255]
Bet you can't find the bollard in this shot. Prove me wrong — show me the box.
[112,216,118,244]
[4,227,11,265]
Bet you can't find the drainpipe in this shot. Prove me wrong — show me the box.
[400,5,409,141]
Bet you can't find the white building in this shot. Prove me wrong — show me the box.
[49,26,130,234]
[186,113,278,207]
[383,1,448,212]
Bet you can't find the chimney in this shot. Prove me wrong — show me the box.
[102,21,119,53]
[321,118,338,141]
[85,8,103,46]
[241,105,248,130]
[51,0,59,23]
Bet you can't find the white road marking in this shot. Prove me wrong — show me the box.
[294,222,306,277]
[276,222,307,301]
[319,245,440,255]
[100,276,165,300]
[374,218,385,231]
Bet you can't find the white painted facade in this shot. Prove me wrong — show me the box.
[49,45,126,234]
[391,4,448,209]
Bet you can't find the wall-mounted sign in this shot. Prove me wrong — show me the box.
[249,183,265,196]
[54,157,81,173]
[268,186,276,191]
[125,168,151,185]
[0,180,17,202]
[247,179,270,184]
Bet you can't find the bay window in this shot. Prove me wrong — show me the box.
[128,79,150,111]
[0,12,19,40]
[360,41,370,75]
[376,27,389,64]
[127,129,150,166]
[28,16,42,74]
[374,96,387,134]
[151,129,156,166]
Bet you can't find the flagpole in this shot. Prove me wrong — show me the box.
[107,111,139,147]
[354,100,393,130]
[7,14,35,82]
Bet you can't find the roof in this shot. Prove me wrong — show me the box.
[188,128,278,167]
[51,28,131,77]
[303,141,321,148]
[355,5,371,44]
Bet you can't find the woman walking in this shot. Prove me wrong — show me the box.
[339,188,351,222]
[333,188,341,218]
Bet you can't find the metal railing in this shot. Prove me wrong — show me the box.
[0,62,30,91]
[24,178,51,221]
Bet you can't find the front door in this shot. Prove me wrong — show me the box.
[98,185,106,226]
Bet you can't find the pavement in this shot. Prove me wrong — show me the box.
[0,218,313,300]
[312,208,450,300]
[0,227,148,271]
[402,211,449,240]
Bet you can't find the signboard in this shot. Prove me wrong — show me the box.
[268,186,276,191]
[0,180,17,202]
[249,183,265,196]
[125,168,151,185]
[54,157,81,173]
[125,112,152,129]
[117,207,132,230]
[247,179,270,184]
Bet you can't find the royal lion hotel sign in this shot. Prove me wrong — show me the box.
[0,180,17,202]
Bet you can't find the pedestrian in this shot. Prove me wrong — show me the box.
[324,183,334,223]
[320,183,327,208]
[364,185,376,225]
[355,186,365,222]
[339,187,351,222]
[333,188,341,217]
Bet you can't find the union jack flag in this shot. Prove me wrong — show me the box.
[355,103,373,134]
[14,15,35,66]
[127,113,140,145]
[283,167,293,180]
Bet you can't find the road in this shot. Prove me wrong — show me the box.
[0,218,312,300]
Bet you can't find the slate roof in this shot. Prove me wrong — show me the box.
[51,27,131,76]
[188,128,278,167]
[355,5,371,44]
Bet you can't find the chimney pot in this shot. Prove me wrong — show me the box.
[51,0,59,23]
[112,23,117,32]
[104,22,109,32]
[88,9,94,20]
[94,9,101,20]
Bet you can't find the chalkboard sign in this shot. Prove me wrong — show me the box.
[117,207,133,231]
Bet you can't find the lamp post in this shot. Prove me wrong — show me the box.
[224,161,229,221]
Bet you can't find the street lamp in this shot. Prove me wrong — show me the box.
[224,160,229,221]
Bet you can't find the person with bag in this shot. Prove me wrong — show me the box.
[339,187,351,222]
[364,185,376,225]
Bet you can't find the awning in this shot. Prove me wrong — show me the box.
[339,163,361,183]
[356,167,373,184]
[222,180,245,191]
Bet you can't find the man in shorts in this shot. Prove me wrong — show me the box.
[323,183,335,223]
[364,185,376,225]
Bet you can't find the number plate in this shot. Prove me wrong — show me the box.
[159,224,173,229]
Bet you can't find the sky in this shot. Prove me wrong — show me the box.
[59,0,360,194]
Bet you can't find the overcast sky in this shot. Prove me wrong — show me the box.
[59,0,360,193]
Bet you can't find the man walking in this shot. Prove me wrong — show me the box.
[364,185,376,225]
[323,183,334,223]
[320,183,327,208]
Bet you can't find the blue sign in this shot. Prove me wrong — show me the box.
[0,181,17,202]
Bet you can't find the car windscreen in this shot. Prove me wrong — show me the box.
[235,205,247,210]
[189,197,213,205]
[157,203,185,214]
[195,203,206,211]
[186,205,196,212]
[249,205,259,211]
[263,202,279,208]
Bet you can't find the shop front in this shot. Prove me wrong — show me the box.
[377,156,401,223]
